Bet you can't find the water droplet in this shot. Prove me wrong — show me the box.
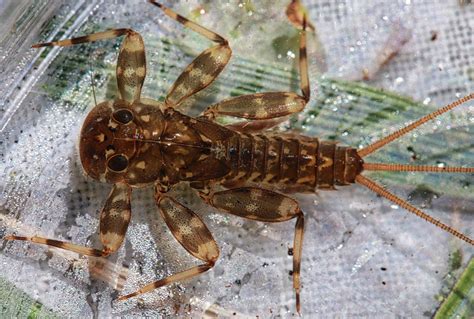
[395,77,404,85]
[437,162,446,168]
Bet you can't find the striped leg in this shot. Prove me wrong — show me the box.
[203,15,309,122]
[286,0,316,31]
[117,189,219,301]
[4,183,131,257]
[33,28,146,104]
[203,187,305,314]
[149,1,232,108]
[224,117,289,133]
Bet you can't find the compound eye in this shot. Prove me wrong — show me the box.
[113,108,134,124]
[107,154,129,172]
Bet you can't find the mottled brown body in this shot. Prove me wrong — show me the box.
[5,1,473,316]
[219,132,362,191]
[78,92,362,190]
[80,100,363,191]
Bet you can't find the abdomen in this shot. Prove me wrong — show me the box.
[221,133,362,192]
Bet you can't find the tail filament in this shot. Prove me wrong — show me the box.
[358,94,474,158]
[363,163,474,173]
[354,93,474,245]
[355,174,473,245]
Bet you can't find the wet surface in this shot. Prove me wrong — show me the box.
[0,1,473,317]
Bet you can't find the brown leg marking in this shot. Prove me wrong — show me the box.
[202,16,309,122]
[293,211,304,314]
[224,117,289,133]
[204,92,307,121]
[117,187,219,301]
[148,1,227,44]
[286,0,316,31]
[116,30,146,103]
[32,28,146,104]
[149,1,232,108]
[117,263,213,301]
[205,186,306,314]
[31,29,131,48]
[164,44,232,107]
[4,183,132,257]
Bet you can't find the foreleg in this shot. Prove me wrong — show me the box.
[33,28,146,104]
[4,183,132,257]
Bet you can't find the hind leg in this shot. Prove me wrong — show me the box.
[200,186,305,314]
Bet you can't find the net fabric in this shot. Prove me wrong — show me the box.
[0,0,473,317]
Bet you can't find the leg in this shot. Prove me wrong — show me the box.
[286,0,316,31]
[117,187,219,301]
[33,28,146,103]
[202,16,310,122]
[224,117,289,133]
[202,187,305,314]
[4,183,131,257]
[149,1,232,108]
